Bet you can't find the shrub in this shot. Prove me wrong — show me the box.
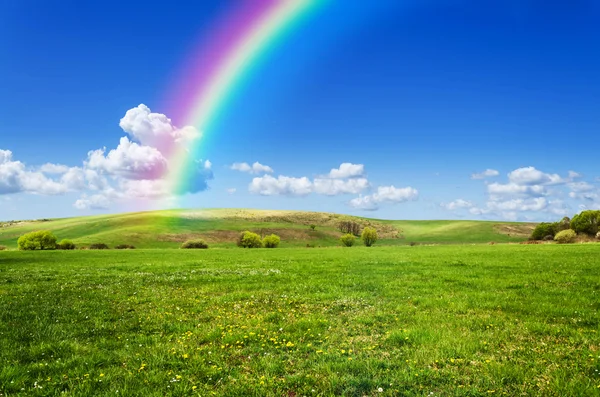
[554,229,577,244]
[89,243,109,250]
[237,231,263,248]
[340,233,356,247]
[181,239,208,249]
[0,245,7,251]
[115,244,136,249]
[361,227,378,247]
[530,222,556,240]
[56,239,76,250]
[571,210,600,236]
[262,234,281,248]
[310,224,316,231]
[17,230,57,251]
[543,235,554,241]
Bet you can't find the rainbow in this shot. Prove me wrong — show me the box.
[163,0,322,197]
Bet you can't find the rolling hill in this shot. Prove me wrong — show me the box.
[0,208,536,249]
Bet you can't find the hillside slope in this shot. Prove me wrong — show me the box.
[0,208,535,249]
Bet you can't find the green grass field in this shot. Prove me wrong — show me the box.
[0,209,535,249]
[1,245,599,396]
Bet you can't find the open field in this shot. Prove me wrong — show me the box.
[0,209,535,249]
[1,245,599,396]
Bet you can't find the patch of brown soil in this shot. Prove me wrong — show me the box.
[493,223,537,237]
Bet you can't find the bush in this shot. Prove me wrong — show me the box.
[361,227,378,247]
[0,245,7,251]
[340,233,356,247]
[554,229,577,244]
[571,210,600,236]
[309,224,316,231]
[262,234,281,248]
[115,244,136,249]
[237,231,263,248]
[17,230,57,250]
[543,235,554,241]
[56,239,76,250]
[89,243,109,250]
[181,239,208,249]
[530,222,556,240]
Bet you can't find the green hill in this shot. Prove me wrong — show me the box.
[0,208,535,249]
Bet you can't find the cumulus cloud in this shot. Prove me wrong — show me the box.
[230,162,274,174]
[119,104,201,148]
[440,199,475,211]
[86,137,168,180]
[327,163,365,179]
[487,182,547,199]
[0,150,67,195]
[74,194,112,210]
[349,185,418,211]
[507,166,565,186]
[40,163,70,174]
[313,178,369,195]
[471,169,499,179]
[249,175,312,196]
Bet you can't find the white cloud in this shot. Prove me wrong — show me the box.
[486,197,548,212]
[227,188,236,194]
[440,199,475,210]
[86,137,168,180]
[327,163,365,179]
[507,166,565,186]
[231,162,273,174]
[249,175,312,196]
[568,181,594,193]
[40,163,70,174]
[471,169,499,179]
[74,194,112,210]
[349,185,418,211]
[487,182,547,198]
[119,104,201,148]
[0,150,67,195]
[568,171,582,179]
[313,178,369,195]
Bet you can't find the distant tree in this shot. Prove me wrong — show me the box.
[530,223,556,240]
[554,216,571,233]
[361,227,378,247]
[340,234,356,247]
[262,234,281,248]
[115,244,136,249]
[554,229,577,244]
[17,230,57,251]
[310,224,316,231]
[339,221,361,236]
[571,210,600,236]
[237,231,263,248]
[181,239,208,249]
[89,243,110,250]
[57,239,76,250]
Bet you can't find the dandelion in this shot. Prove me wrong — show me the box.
[378,387,384,392]
[99,374,104,377]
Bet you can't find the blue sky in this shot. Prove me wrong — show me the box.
[1,0,599,221]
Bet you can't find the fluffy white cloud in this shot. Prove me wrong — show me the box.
[86,137,168,180]
[349,185,418,211]
[74,194,112,210]
[328,163,364,179]
[486,197,548,212]
[487,182,547,198]
[249,175,312,196]
[440,199,475,211]
[568,181,595,193]
[313,178,369,195]
[231,162,274,174]
[471,169,499,179]
[40,163,70,174]
[568,171,582,179]
[119,104,201,148]
[507,166,565,186]
[0,150,67,195]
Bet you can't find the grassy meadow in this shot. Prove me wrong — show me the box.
[0,209,534,249]
[1,245,599,396]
